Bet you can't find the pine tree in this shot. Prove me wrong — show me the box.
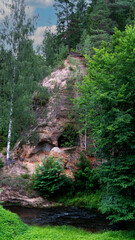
[54,0,77,53]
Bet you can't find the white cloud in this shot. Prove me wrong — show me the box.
[0,0,11,20]
[0,0,54,20]
[30,25,57,46]
[25,5,35,18]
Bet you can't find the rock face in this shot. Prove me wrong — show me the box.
[0,187,55,208]
[11,56,95,176]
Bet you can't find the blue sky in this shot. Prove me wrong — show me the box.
[35,6,57,27]
[26,0,57,46]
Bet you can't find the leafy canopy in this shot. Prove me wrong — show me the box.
[76,25,135,223]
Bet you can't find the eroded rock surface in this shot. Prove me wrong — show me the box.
[0,187,55,208]
[11,56,91,176]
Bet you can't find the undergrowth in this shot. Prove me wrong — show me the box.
[58,190,101,209]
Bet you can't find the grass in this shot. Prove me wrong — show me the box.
[14,226,135,240]
[0,206,135,240]
[0,205,28,240]
[58,191,101,209]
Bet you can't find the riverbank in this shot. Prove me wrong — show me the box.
[57,191,101,209]
[0,206,135,240]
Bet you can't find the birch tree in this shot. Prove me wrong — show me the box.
[0,0,35,164]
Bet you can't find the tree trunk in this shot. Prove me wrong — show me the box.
[85,119,87,151]
[6,66,15,165]
[66,2,70,54]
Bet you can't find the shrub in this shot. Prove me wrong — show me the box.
[100,156,135,223]
[58,124,79,147]
[0,135,7,151]
[0,158,4,169]
[58,190,101,209]
[29,130,39,145]
[32,156,73,197]
[73,153,100,194]
[33,86,50,106]
[20,130,39,146]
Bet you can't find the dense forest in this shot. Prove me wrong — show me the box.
[0,0,135,239]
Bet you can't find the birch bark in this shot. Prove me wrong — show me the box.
[6,66,15,165]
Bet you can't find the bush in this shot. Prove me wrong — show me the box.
[58,190,101,209]
[0,135,7,151]
[0,158,4,169]
[58,124,79,147]
[0,174,34,196]
[74,153,100,194]
[33,86,50,106]
[100,156,135,223]
[32,156,73,197]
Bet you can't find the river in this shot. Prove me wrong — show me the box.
[4,205,119,232]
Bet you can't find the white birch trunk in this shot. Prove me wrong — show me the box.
[85,118,87,151]
[85,127,87,151]
[6,67,15,165]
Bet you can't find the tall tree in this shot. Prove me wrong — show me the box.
[54,0,77,53]
[0,0,36,164]
[69,0,88,49]
[83,0,135,56]
[75,26,135,222]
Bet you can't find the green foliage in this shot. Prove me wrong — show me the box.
[0,174,33,195]
[58,190,101,209]
[0,136,7,151]
[0,158,4,169]
[76,26,135,223]
[59,124,78,147]
[74,153,100,194]
[28,130,39,145]
[56,44,68,62]
[41,26,68,68]
[0,205,28,240]
[78,0,135,56]
[0,1,51,150]
[100,156,135,223]
[32,156,73,197]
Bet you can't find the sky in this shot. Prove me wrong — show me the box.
[26,0,57,46]
[0,0,91,48]
[0,0,57,47]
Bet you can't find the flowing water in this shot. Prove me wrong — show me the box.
[4,205,119,232]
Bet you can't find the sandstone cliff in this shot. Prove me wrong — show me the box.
[11,56,94,176]
[0,56,96,206]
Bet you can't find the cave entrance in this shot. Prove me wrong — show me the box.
[35,141,54,154]
[58,124,79,148]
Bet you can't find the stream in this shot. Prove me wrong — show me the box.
[4,205,119,232]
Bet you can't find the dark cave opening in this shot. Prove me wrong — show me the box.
[58,125,79,148]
